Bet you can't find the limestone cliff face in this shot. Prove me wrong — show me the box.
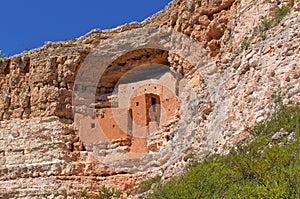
[0,0,300,198]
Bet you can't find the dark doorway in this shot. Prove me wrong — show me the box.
[128,109,133,136]
[151,97,157,112]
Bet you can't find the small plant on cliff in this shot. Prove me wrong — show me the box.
[241,36,251,50]
[136,176,162,194]
[147,102,300,199]
[64,37,77,42]
[275,5,291,22]
[261,18,274,31]
[260,1,293,33]
[80,185,122,199]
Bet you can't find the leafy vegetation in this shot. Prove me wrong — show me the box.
[259,1,294,34]
[241,37,251,50]
[136,176,162,194]
[80,185,122,199]
[147,103,300,199]
[241,0,294,48]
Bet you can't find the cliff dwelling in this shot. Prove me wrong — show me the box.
[75,49,182,157]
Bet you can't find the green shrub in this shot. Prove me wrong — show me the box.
[71,37,77,42]
[148,104,300,199]
[274,5,291,24]
[261,18,274,31]
[254,0,293,40]
[80,185,122,199]
[136,176,162,194]
[64,37,77,42]
[241,37,251,50]
[260,2,292,32]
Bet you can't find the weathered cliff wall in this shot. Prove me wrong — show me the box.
[0,0,299,198]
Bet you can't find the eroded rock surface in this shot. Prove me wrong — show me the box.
[0,0,299,198]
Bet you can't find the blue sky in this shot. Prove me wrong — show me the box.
[0,0,172,56]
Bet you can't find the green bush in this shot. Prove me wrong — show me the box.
[274,5,291,23]
[261,19,274,31]
[148,104,300,199]
[80,185,122,199]
[64,37,77,42]
[254,0,294,40]
[260,3,292,32]
[241,37,251,50]
[136,176,162,194]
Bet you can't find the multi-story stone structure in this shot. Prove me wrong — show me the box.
[75,71,180,155]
